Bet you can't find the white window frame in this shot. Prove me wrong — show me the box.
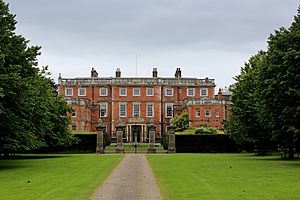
[132,104,140,117]
[215,109,220,118]
[201,88,208,96]
[147,104,154,117]
[65,88,73,96]
[119,88,127,96]
[119,104,127,117]
[195,109,200,117]
[133,88,140,96]
[99,87,108,96]
[71,110,76,117]
[99,103,108,117]
[78,88,86,96]
[165,88,173,96]
[146,88,154,96]
[205,108,211,117]
[187,88,195,97]
[165,103,174,118]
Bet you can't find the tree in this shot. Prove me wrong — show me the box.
[227,52,272,148]
[227,6,300,158]
[257,8,300,158]
[0,1,74,154]
[172,112,189,132]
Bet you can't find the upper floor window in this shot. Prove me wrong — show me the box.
[119,88,127,96]
[78,88,86,96]
[165,103,174,118]
[99,87,108,96]
[205,108,211,117]
[133,104,140,117]
[65,88,73,96]
[201,88,208,96]
[119,104,127,117]
[187,88,195,96]
[165,88,173,96]
[215,109,220,118]
[195,109,200,117]
[99,103,107,117]
[133,88,140,96]
[71,110,76,117]
[146,88,154,96]
[147,104,154,117]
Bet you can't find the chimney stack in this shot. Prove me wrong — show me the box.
[152,68,158,77]
[116,68,121,78]
[218,88,222,101]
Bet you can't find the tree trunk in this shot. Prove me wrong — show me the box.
[288,142,294,159]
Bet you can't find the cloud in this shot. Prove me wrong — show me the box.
[6,0,300,89]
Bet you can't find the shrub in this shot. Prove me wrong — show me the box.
[194,127,217,135]
[172,112,189,132]
[160,134,169,150]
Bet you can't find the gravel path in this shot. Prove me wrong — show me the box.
[91,154,163,200]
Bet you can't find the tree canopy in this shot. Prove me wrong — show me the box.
[0,0,74,154]
[172,112,189,132]
[227,6,300,158]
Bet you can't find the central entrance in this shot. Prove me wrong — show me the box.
[131,125,141,143]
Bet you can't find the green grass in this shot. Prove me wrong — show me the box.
[147,154,300,200]
[0,154,123,200]
[71,130,96,134]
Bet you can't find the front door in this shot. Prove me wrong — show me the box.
[132,125,141,143]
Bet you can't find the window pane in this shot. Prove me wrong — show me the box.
[100,104,107,117]
[120,88,127,96]
[66,88,73,96]
[133,88,140,96]
[215,110,220,117]
[188,88,195,96]
[205,109,211,117]
[100,88,107,96]
[166,104,173,117]
[201,88,208,96]
[195,109,200,117]
[166,88,173,96]
[120,104,126,117]
[147,104,153,117]
[79,88,86,96]
[133,104,140,117]
[147,88,153,96]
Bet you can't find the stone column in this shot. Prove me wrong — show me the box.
[167,125,176,153]
[115,124,125,153]
[96,120,105,154]
[147,124,156,153]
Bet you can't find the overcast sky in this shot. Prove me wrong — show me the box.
[5,0,300,89]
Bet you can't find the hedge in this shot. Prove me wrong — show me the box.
[175,134,239,153]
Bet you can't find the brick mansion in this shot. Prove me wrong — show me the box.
[58,67,231,143]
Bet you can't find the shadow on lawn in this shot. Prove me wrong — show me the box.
[0,155,67,160]
[0,155,68,170]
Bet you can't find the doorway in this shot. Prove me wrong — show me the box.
[131,125,141,143]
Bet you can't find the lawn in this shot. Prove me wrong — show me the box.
[0,154,123,200]
[147,154,300,200]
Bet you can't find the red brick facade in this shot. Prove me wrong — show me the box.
[58,68,230,142]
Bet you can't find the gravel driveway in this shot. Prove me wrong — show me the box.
[91,154,163,200]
